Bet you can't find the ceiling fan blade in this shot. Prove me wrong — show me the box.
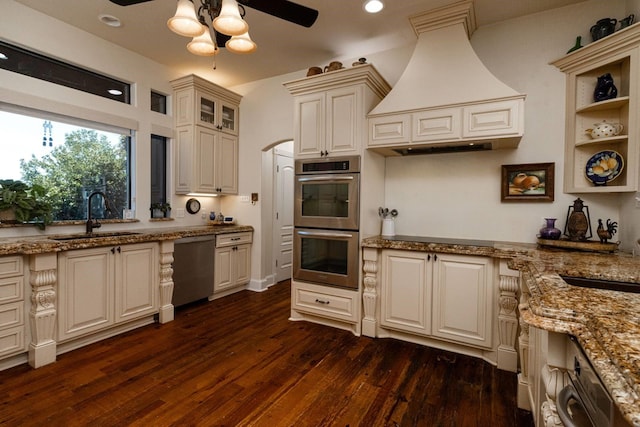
[238,0,318,28]
[109,0,154,5]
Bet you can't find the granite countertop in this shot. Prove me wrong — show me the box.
[362,235,640,426]
[0,224,254,255]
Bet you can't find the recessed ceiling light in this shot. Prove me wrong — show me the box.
[108,89,123,96]
[363,0,384,14]
[99,14,122,28]
[0,53,7,60]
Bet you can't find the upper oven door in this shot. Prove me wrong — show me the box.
[295,173,360,230]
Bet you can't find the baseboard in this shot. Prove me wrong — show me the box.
[247,275,275,292]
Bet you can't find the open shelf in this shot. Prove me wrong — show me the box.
[552,26,640,194]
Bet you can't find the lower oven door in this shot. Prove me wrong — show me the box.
[293,228,359,289]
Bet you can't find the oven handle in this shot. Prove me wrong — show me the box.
[297,175,355,182]
[557,384,588,427]
[297,230,354,239]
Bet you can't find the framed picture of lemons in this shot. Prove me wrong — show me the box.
[501,163,554,202]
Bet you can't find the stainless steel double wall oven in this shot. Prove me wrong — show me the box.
[293,156,360,289]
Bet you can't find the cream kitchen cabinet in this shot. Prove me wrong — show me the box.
[380,249,494,349]
[552,24,640,193]
[57,243,158,341]
[175,126,238,195]
[284,64,391,159]
[173,74,239,135]
[213,232,252,296]
[368,98,524,155]
[171,74,241,195]
[290,280,361,333]
[0,256,26,359]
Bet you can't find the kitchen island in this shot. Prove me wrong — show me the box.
[362,235,639,426]
[0,225,253,370]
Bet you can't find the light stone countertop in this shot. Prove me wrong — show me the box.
[0,225,254,255]
[362,235,640,426]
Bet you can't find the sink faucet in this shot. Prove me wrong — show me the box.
[86,191,111,234]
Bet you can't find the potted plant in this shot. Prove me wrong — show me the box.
[0,179,53,229]
[150,202,171,218]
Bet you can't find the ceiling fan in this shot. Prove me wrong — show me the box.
[108,0,319,29]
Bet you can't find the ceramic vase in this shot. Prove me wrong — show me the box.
[539,218,561,240]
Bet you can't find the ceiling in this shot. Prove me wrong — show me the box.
[14,0,585,88]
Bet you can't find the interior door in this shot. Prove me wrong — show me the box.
[273,147,294,283]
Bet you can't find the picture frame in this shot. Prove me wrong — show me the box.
[501,162,554,202]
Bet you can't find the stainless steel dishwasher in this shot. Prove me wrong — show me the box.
[172,235,215,307]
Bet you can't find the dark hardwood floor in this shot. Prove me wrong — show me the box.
[0,281,534,426]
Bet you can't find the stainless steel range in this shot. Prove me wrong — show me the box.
[293,156,360,290]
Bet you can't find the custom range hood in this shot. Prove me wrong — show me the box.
[367,1,526,156]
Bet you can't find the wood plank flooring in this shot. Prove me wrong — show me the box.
[0,281,534,426]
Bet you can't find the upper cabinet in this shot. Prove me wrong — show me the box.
[171,75,241,195]
[553,24,640,193]
[284,64,391,158]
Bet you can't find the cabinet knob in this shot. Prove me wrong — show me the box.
[315,298,330,305]
[111,247,115,254]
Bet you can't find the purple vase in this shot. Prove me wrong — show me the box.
[539,218,561,240]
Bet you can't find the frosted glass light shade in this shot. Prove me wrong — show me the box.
[225,31,257,54]
[187,26,219,56]
[213,0,248,36]
[363,0,384,13]
[168,0,205,37]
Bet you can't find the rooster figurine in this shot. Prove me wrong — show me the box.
[597,218,618,243]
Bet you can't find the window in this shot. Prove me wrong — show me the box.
[0,109,131,221]
[151,91,167,114]
[0,40,130,104]
[150,135,168,207]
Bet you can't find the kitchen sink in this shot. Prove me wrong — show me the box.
[50,231,142,241]
[560,275,640,294]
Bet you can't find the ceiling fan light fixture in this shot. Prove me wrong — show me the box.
[213,0,248,36]
[187,25,219,56]
[363,0,384,14]
[225,31,257,54]
[168,0,205,38]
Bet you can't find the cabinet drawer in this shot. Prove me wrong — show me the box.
[369,114,410,146]
[293,284,358,323]
[0,276,24,304]
[413,108,461,142]
[0,325,25,358]
[463,99,523,138]
[0,301,23,330]
[216,232,252,248]
[0,256,23,279]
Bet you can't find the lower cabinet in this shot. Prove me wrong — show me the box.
[0,256,26,358]
[57,243,158,341]
[213,232,252,294]
[380,249,494,349]
[291,281,360,324]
